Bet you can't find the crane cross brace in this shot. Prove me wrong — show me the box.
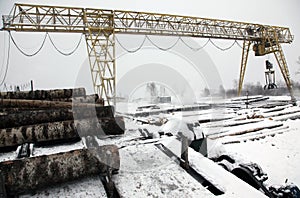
[2,3,296,105]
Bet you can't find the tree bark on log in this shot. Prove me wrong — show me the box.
[0,109,73,129]
[0,145,120,196]
[0,106,115,129]
[0,120,80,148]
[51,94,99,103]
[0,99,104,110]
[0,88,86,100]
[0,117,125,149]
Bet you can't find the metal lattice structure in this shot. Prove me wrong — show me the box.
[2,3,296,105]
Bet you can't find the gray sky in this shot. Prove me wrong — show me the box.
[0,0,299,96]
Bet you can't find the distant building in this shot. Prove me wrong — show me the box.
[156,96,171,103]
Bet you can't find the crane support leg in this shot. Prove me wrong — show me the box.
[83,9,116,107]
[238,40,251,96]
[85,31,116,106]
[273,44,296,104]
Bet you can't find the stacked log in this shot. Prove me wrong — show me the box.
[0,145,120,196]
[0,120,80,148]
[0,106,114,129]
[0,99,101,110]
[0,88,86,100]
[0,88,123,196]
[0,88,125,150]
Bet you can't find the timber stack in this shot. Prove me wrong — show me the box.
[0,88,123,197]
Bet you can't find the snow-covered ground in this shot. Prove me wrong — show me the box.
[223,119,300,187]
[116,95,300,193]
[1,95,300,197]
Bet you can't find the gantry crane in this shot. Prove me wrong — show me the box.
[1,3,296,106]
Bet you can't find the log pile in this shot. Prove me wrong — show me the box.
[0,88,123,196]
[0,88,86,100]
[0,88,125,149]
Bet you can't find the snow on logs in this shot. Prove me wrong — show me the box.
[0,116,125,149]
[0,106,114,129]
[0,145,120,196]
[0,88,86,100]
[0,88,125,150]
[0,99,102,110]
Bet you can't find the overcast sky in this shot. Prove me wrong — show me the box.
[0,0,299,98]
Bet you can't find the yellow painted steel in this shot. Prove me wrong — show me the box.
[238,40,251,96]
[1,3,296,104]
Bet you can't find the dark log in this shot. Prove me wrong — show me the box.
[99,116,125,135]
[0,99,104,110]
[51,94,99,103]
[0,106,114,129]
[0,145,120,195]
[0,120,81,148]
[0,88,86,100]
[0,116,124,149]
[0,109,73,129]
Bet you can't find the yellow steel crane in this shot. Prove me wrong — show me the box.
[1,3,296,106]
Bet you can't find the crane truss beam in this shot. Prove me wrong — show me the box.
[3,4,293,43]
[1,3,296,105]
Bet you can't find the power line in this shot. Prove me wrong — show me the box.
[48,33,83,56]
[0,31,11,86]
[9,31,47,57]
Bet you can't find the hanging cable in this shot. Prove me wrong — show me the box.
[48,33,83,56]
[179,37,210,51]
[235,40,243,49]
[9,31,47,57]
[0,31,11,86]
[115,35,147,53]
[209,39,237,51]
[116,34,239,53]
[146,35,180,51]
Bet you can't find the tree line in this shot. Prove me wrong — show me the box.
[202,80,300,98]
